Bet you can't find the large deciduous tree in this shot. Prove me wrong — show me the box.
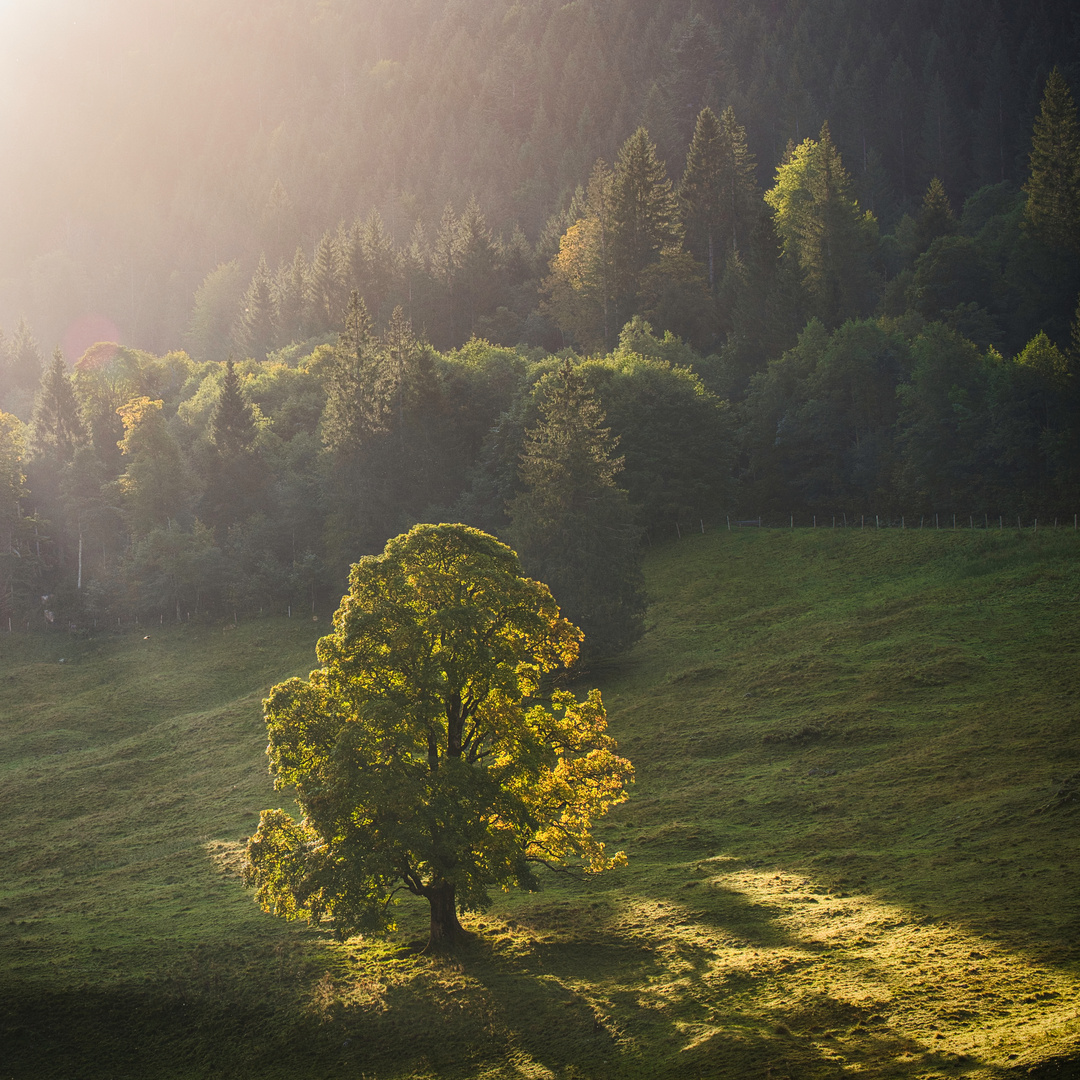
[245,523,632,949]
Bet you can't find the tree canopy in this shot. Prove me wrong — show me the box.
[244,523,633,948]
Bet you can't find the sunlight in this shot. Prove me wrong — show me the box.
[614,861,1080,1071]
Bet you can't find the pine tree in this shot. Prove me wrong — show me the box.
[679,106,757,288]
[358,209,399,322]
[322,292,391,459]
[508,360,644,659]
[2,320,44,419]
[203,356,262,536]
[1025,67,1080,251]
[432,204,462,344]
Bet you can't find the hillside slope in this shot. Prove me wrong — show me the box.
[1,526,1078,1078]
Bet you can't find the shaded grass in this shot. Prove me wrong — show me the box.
[2,528,1079,1077]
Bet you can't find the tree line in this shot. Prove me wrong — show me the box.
[1,61,1079,656]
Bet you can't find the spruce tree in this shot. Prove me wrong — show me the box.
[914,177,958,253]
[1025,67,1080,252]
[311,230,348,333]
[30,348,85,464]
[610,128,683,325]
[508,360,644,659]
[202,356,262,537]
[210,356,256,458]
[456,197,500,336]
[679,106,757,288]
[236,256,276,360]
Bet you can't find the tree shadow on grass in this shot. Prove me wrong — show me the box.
[317,887,1020,1080]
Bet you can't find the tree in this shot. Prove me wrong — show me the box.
[764,123,878,325]
[542,161,616,352]
[679,106,757,288]
[244,523,632,949]
[321,291,393,560]
[914,177,957,254]
[1025,68,1080,252]
[202,356,264,536]
[26,348,87,589]
[186,262,245,363]
[115,396,193,537]
[0,411,40,622]
[235,256,277,361]
[30,348,84,465]
[274,247,314,345]
[1,320,44,419]
[610,127,683,324]
[508,360,645,658]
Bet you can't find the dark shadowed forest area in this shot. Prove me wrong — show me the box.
[1,0,1079,649]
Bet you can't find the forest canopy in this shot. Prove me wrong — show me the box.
[0,1,1078,643]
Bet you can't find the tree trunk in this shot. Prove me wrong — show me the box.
[425,879,465,950]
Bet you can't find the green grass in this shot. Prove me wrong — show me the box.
[2,528,1079,1078]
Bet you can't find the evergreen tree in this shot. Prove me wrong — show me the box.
[914,176,958,253]
[29,348,85,465]
[236,256,277,360]
[2,320,44,420]
[679,106,758,288]
[456,196,500,336]
[610,127,683,324]
[765,122,878,325]
[357,209,399,322]
[322,292,390,458]
[202,356,263,538]
[432,204,462,345]
[211,356,256,458]
[322,291,393,560]
[274,247,314,345]
[1025,67,1080,252]
[0,411,39,621]
[311,230,348,334]
[508,360,644,659]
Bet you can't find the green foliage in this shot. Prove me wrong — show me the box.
[187,262,246,364]
[1025,68,1080,251]
[679,106,758,287]
[245,523,632,946]
[508,361,645,659]
[765,123,879,326]
[610,127,685,324]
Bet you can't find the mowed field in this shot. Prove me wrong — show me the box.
[2,526,1079,1079]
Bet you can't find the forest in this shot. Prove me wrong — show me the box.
[1,0,1079,644]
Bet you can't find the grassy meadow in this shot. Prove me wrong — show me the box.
[2,526,1079,1079]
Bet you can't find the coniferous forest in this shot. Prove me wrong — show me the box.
[1,0,1079,644]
